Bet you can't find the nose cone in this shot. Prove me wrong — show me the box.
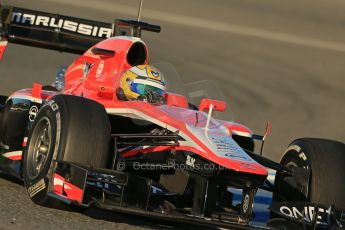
[186,125,268,176]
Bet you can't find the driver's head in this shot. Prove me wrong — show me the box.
[120,65,166,100]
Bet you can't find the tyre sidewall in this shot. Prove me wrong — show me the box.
[280,140,311,170]
[23,100,60,204]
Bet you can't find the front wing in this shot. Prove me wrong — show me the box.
[44,161,345,229]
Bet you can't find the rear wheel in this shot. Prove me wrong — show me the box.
[23,95,111,205]
[275,138,345,208]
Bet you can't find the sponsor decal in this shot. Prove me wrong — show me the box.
[280,205,330,225]
[299,152,307,161]
[28,179,46,197]
[95,60,104,78]
[186,155,195,167]
[47,100,59,111]
[210,136,253,162]
[11,11,112,38]
[272,202,332,226]
[242,194,250,214]
[28,105,39,121]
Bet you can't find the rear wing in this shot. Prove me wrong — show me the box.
[0,5,160,57]
[0,5,113,55]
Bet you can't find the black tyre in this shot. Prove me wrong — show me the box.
[276,138,345,208]
[23,95,111,205]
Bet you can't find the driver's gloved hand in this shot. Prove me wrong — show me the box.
[137,92,165,104]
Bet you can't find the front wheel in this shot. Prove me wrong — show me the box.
[275,138,345,208]
[23,95,111,205]
[23,115,55,204]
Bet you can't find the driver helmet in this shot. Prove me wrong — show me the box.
[119,65,166,100]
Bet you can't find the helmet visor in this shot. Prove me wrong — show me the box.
[131,82,164,96]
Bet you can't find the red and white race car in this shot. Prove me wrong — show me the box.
[0,5,344,229]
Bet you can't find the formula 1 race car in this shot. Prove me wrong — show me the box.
[0,4,345,229]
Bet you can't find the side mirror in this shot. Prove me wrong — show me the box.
[32,83,42,98]
[0,40,8,61]
[199,98,226,112]
[164,93,188,108]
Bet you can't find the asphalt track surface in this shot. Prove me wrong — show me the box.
[0,0,345,229]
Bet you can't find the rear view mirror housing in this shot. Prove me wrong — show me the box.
[199,98,226,112]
